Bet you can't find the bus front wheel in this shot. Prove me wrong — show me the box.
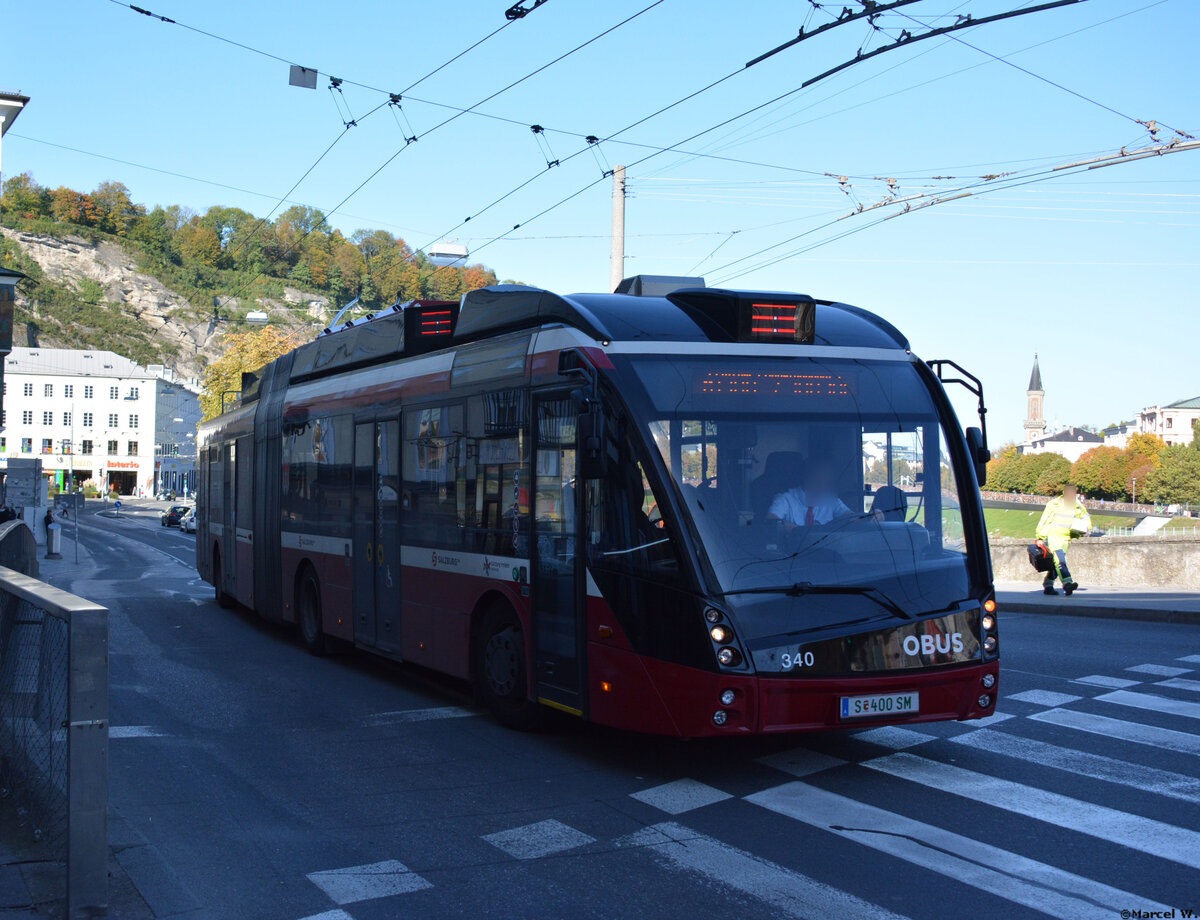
[475,603,542,731]
[297,568,326,657]
[213,551,233,609]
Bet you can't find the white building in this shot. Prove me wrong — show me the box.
[0,347,201,496]
[1101,420,1135,449]
[1138,397,1200,447]
[1023,426,1105,464]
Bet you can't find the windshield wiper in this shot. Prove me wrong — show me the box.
[719,582,914,620]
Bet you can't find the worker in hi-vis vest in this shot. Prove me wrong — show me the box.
[1035,482,1091,596]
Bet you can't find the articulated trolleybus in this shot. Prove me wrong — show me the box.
[197,275,998,736]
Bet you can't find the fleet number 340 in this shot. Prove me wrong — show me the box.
[780,650,815,670]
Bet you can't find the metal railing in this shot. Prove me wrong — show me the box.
[0,563,108,918]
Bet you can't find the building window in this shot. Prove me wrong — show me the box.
[108,413,119,427]
[23,383,32,397]
[109,386,119,399]
[44,383,53,397]
[107,440,118,456]
[21,411,32,425]
[1167,418,1173,429]
[0,438,5,452]
[127,387,138,400]
[63,412,71,426]
[41,438,52,454]
[64,384,73,398]
[127,441,138,456]
[84,385,93,399]
[1,411,5,426]
[42,411,53,425]
[21,438,32,453]
[81,440,93,456]
[83,412,93,427]
[129,414,138,428]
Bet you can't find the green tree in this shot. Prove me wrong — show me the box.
[1192,419,1200,450]
[177,221,223,267]
[1140,445,1200,505]
[1,172,50,220]
[89,181,143,236]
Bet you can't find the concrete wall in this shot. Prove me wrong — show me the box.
[990,535,1200,589]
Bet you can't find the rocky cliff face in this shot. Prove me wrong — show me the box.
[0,227,322,380]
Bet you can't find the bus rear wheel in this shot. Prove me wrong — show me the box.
[297,568,326,657]
[213,551,233,609]
[475,603,542,731]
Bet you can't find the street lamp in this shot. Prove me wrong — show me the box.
[1132,478,1137,507]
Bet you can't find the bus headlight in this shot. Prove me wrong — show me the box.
[710,625,732,644]
[984,636,997,654]
[981,614,995,631]
[717,647,742,667]
[712,710,728,726]
[720,689,736,706]
[978,694,992,709]
[982,673,996,689]
[704,607,723,624]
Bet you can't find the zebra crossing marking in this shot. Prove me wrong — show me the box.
[1095,689,1200,721]
[947,728,1200,802]
[631,778,733,814]
[1157,677,1200,694]
[1125,664,1191,677]
[306,860,432,905]
[1028,708,1200,756]
[1075,675,1140,689]
[616,821,911,920]
[864,752,1200,867]
[1007,689,1082,707]
[746,781,1174,920]
[853,726,935,750]
[483,819,595,860]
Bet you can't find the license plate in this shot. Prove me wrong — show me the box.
[840,691,919,720]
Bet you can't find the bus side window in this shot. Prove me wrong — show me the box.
[587,426,680,580]
[402,405,465,550]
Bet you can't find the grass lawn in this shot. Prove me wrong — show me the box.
[983,507,1138,539]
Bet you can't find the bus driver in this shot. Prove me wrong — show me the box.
[767,456,852,531]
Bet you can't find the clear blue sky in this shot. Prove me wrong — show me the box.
[4,0,1197,442]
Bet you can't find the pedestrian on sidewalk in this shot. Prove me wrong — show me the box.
[1035,483,1091,596]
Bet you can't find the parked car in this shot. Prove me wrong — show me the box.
[161,504,191,527]
[179,509,198,533]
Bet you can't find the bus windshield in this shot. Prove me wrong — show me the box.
[622,354,978,626]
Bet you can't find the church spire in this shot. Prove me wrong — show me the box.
[1028,353,1043,393]
[1024,354,1047,444]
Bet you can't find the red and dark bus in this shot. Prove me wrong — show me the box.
[196,276,998,736]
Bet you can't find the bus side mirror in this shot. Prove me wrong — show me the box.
[578,403,608,479]
[966,427,989,486]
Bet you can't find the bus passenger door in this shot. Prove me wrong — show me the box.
[353,419,403,652]
[531,394,583,716]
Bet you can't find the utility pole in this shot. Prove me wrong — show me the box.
[610,165,626,292]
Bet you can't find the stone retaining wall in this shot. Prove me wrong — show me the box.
[989,535,1200,589]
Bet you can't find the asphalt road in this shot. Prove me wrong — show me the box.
[40,502,1200,920]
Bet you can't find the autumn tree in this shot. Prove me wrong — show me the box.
[1071,446,1132,500]
[1126,432,1165,467]
[1,172,50,220]
[199,326,306,421]
[89,181,143,236]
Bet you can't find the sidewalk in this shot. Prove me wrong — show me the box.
[996,581,1200,625]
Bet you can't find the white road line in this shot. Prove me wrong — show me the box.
[1125,664,1191,677]
[1095,689,1200,721]
[483,819,595,860]
[755,748,846,778]
[1007,689,1082,707]
[109,726,169,739]
[365,706,477,725]
[864,752,1200,868]
[1178,655,1200,664]
[630,778,732,814]
[296,911,354,920]
[307,860,431,905]
[615,821,910,920]
[1157,677,1200,694]
[746,782,1173,920]
[1076,675,1140,689]
[948,728,1200,802]
[854,726,935,750]
[1029,708,1200,756]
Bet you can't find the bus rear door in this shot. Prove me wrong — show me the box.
[531,393,584,716]
[353,419,402,653]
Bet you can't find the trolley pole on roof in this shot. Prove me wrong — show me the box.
[610,164,626,292]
